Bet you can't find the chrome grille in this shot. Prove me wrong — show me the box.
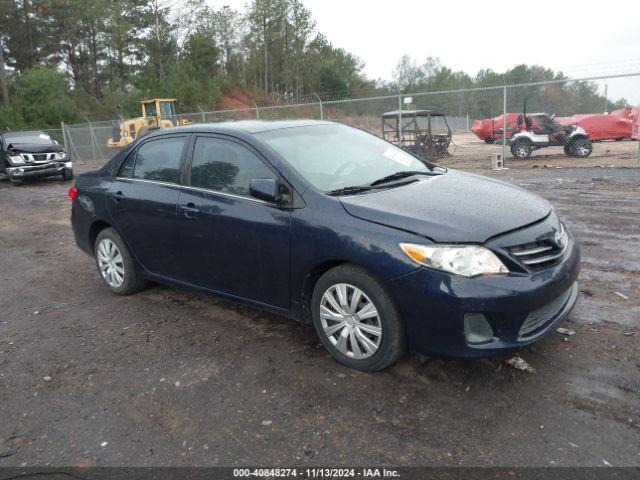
[20,153,55,163]
[518,285,574,339]
[508,225,567,269]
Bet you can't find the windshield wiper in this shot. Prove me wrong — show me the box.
[369,170,441,187]
[326,185,375,196]
[327,170,442,196]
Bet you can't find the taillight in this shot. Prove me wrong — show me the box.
[68,185,78,201]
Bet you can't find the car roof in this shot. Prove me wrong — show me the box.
[2,130,48,138]
[158,119,336,135]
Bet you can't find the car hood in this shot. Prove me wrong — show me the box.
[7,142,64,154]
[339,170,552,243]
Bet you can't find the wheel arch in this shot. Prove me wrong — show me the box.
[299,259,400,324]
[570,133,589,142]
[511,135,533,145]
[299,260,352,323]
[89,220,112,253]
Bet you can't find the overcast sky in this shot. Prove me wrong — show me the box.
[205,0,640,103]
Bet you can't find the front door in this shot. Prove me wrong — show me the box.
[175,135,291,308]
[107,134,188,277]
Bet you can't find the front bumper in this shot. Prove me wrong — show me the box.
[6,161,72,180]
[388,225,581,357]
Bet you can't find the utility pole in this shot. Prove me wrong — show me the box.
[314,93,323,120]
[603,83,608,113]
[502,84,507,167]
[153,0,164,83]
[263,15,268,99]
[0,36,9,106]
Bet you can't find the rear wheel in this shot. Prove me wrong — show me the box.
[94,228,147,295]
[484,138,495,144]
[511,139,533,159]
[311,265,406,372]
[571,138,592,158]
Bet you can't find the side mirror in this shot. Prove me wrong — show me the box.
[250,178,278,203]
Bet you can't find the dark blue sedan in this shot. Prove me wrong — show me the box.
[70,120,580,371]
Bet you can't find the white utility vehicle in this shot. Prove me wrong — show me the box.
[509,113,592,159]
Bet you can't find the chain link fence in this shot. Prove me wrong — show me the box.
[60,73,640,168]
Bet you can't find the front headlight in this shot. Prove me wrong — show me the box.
[8,155,25,165]
[54,152,67,160]
[399,243,509,277]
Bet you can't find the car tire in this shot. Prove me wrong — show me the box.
[484,138,495,144]
[571,138,592,158]
[563,145,575,157]
[62,168,74,181]
[9,179,23,186]
[94,227,147,296]
[510,139,532,159]
[311,264,406,372]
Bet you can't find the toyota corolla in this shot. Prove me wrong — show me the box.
[70,120,580,371]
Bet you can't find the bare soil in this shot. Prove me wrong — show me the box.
[449,132,640,171]
[0,155,638,467]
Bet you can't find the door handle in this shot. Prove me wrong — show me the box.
[111,191,124,204]
[180,203,199,219]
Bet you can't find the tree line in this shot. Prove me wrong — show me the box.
[0,0,627,130]
[387,56,627,119]
[0,0,364,129]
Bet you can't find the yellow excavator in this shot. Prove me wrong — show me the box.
[107,98,191,149]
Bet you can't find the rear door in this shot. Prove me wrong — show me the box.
[107,134,188,277]
[174,135,292,308]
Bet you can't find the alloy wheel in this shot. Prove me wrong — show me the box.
[576,144,590,157]
[516,146,529,158]
[97,238,125,288]
[319,283,382,359]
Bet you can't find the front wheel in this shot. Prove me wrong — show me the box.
[311,265,406,372]
[62,168,74,181]
[94,228,147,295]
[570,138,592,158]
[563,145,575,157]
[511,139,533,159]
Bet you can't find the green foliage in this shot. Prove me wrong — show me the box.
[319,67,348,99]
[2,68,78,130]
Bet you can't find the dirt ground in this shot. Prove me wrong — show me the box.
[0,145,639,467]
[450,132,640,170]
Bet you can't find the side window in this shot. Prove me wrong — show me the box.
[119,152,135,178]
[130,136,185,184]
[190,137,275,197]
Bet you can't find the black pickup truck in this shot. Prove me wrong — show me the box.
[0,130,73,185]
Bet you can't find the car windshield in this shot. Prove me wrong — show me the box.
[257,124,431,192]
[3,132,54,146]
